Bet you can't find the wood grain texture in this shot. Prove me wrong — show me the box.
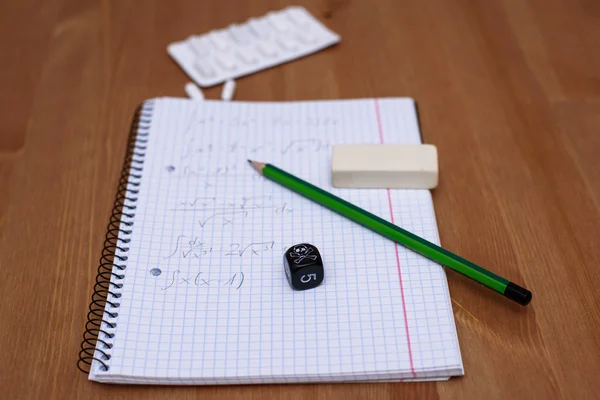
[1,0,599,399]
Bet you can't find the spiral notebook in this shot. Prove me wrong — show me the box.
[79,97,463,384]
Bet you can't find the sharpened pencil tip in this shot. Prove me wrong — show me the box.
[248,160,266,174]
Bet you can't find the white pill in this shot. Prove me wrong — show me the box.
[194,60,216,77]
[247,18,270,39]
[227,24,250,45]
[235,47,258,64]
[266,12,289,32]
[208,31,230,51]
[256,41,278,57]
[188,36,210,58]
[297,30,317,44]
[214,54,237,70]
[331,144,439,189]
[286,7,310,27]
[277,36,298,51]
[184,82,205,101]
[221,79,236,101]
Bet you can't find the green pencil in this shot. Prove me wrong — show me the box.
[249,160,532,306]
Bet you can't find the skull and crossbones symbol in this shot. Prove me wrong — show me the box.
[289,244,317,264]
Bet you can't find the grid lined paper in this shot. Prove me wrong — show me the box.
[90,97,463,384]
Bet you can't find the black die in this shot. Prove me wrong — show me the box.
[284,243,324,290]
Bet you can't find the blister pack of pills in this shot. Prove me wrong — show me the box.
[167,6,341,87]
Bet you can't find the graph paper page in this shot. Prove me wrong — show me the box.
[90,97,463,384]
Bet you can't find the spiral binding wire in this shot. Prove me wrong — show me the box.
[77,101,154,373]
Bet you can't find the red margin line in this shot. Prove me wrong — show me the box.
[374,98,416,378]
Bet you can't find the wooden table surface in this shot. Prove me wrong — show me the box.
[2,0,600,398]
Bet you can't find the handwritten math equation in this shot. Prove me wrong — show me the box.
[160,270,245,291]
[180,138,329,160]
[184,115,339,130]
[169,195,293,228]
[174,195,292,211]
[165,237,277,260]
[176,164,270,179]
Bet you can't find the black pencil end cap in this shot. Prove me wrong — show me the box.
[504,282,532,306]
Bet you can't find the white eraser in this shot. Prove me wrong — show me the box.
[331,144,438,189]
